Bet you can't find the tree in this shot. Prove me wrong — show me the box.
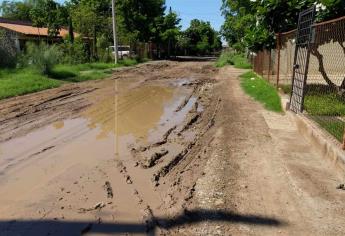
[70,0,112,59]
[185,19,221,55]
[176,34,190,55]
[160,7,181,57]
[30,0,68,38]
[116,0,166,43]
[221,0,345,52]
[0,0,33,21]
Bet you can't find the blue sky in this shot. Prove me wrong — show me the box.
[0,0,224,31]
[165,0,224,31]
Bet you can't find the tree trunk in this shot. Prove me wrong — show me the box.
[68,17,74,44]
[93,25,98,60]
[310,46,337,90]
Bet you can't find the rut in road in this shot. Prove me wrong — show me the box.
[0,62,344,236]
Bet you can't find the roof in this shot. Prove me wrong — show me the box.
[0,18,77,38]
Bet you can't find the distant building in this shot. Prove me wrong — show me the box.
[0,17,77,51]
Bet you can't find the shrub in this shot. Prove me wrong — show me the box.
[59,37,88,64]
[24,42,62,75]
[215,51,236,67]
[216,51,252,69]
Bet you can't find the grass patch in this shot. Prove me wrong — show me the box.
[0,59,139,100]
[216,51,252,69]
[278,84,345,116]
[50,59,139,82]
[278,84,291,94]
[303,86,345,142]
[305,94,345,116]
[0,68,62,100]
[311,116,345,142]
[304,85,345,116]
[232,54,252,69]
[240,71,282,112]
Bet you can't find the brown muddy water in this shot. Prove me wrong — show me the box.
[0,76,200,235]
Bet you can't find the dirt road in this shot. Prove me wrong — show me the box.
[0,61,344,235]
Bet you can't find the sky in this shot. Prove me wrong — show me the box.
[165,0,224,31]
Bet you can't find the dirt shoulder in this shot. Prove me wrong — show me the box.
[176,66,345,235]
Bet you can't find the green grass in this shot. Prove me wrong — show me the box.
[311,116,345,142]
[232,54,252,69]
[240,71,282,112]
[278,83,345,141]
[0,68,62,100]
[303,86,345,116]
[50,59,138,82]
[216,51,252,69]
[303,87,345,142]
[0,59,139,100]
[278,84,292,94]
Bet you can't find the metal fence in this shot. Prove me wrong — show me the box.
[252,15,345,144]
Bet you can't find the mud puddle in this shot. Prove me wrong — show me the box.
[0,76,200,234]
[0,62,220,235]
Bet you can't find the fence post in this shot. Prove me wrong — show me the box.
[343,128,345,150]
[276,33,281,89]
[260,52,263,76]
[268,50,272,82]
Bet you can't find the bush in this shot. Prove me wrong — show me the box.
[216,51,252,69]
[215,51,236,67]
[59,37,88,64]
[23,42,62,75]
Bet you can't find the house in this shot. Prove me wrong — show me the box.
[0,17,76,51]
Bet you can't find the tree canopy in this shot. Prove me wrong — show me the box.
[183,19,222,55]
[221,0,345,52]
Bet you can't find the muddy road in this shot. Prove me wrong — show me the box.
[0,61,345,236]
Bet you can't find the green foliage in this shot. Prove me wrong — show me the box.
[0,68,61,100]
[0,0,33,21]
[240,71,282,112]
[59,37,88,64]
[279,84,292,94]
[0,60,139,100]
[304,86,345,116]
[30,0,67,37]
[305,94,345,116]
[216,51,252,69]
[116,0,166,43]
[23,42,62,75]
[311,116,345,142]
[183,19,222,55]
[49,60,138,82]
[221,0,345,52]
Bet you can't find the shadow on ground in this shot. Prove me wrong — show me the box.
[0,209,286,235]
[171,56,218,62]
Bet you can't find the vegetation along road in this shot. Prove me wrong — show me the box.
[0,61,344,235]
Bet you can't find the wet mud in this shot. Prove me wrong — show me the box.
[0,61,221,235]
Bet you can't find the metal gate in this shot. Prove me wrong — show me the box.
[289,6,316,113]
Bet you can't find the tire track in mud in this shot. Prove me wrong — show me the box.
[116,79,222,234]
[0,61,221,235]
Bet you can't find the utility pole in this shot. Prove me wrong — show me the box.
[111,0,118,64]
